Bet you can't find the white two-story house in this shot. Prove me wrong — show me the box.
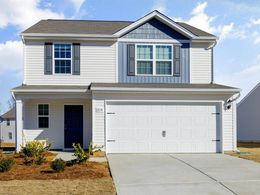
[12,11,240,153]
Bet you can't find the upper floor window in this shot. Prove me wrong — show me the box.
[136,44,173,76]
[54,44,72,74]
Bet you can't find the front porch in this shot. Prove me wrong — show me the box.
[12,85,93,151]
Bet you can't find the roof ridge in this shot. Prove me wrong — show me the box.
[45,19,134,23]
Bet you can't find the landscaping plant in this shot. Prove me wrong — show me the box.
[72,143,89,163]
[20,141,51,165]
[0,158,14,172]
[51,158,66,172]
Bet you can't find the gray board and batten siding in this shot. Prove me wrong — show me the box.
[118,18,190,83]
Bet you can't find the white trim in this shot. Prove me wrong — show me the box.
[232,101,237,151]
[91,86,241,93]
[12,89,88,93]
[37,103,50,129]
[115,42,118,82]
[114,11,195,38]
[135,43,173,76]
[21,33,117,38]
[53,43,73,75]
[118,38,189,43]
[220,101,224,154]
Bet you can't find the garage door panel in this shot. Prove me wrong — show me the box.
[106,103,220,153]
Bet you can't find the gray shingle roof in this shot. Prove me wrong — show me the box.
[12,83,239,92]
[1,108,15,119]
[22,19,216,38]
[22,20,133,35]
[177,22,216,37]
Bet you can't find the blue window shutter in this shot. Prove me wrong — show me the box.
[173,45,181,76]
[44,43,53,75]
[73,43,80,75]
[127,44,135,76]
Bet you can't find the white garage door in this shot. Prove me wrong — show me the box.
[106,102,221,153]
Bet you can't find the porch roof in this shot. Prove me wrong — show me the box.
[89,83,240,93]
[12,84,89,93]
[12,83,240,94]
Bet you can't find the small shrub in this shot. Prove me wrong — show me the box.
[51,158,65,172]
[88,142,104,156]
[35,155,46,165]
[20,141,50,165]
[0,158,14,172]
[72,143,89,163]
[21,141,50,158]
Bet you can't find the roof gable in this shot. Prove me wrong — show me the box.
[122,18,190,40]
[1,108,15,119]
[238,82,260,106]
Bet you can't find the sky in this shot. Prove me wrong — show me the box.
[0,0,260,114]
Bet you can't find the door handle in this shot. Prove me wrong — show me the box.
[107,140,116,142]
[212,139,220,142]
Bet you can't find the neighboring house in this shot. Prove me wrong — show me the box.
[0,108,16,147]
[12,10,240,153]
[237,82,260,141]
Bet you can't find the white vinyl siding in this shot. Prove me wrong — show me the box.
[92,98,105,148]
[223,105,235,151]
[24,41,116,85]
[23,99,92,149]
[190,43,212,83]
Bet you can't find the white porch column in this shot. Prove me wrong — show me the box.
[15,99,23,152]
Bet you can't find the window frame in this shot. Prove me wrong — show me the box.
[8,132,12,140]
[135,44,174,76]
[6,119,10,126]
[37,104,50,129]
[53,43,73,75]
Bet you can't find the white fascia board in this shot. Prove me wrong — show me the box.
[114,11,195,39]
[90,87,241,94]
[118,38,190,43]
[21,33,118,41]
[192,36,218,40]
[11,89,88,93]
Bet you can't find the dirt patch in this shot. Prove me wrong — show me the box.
[0,178,115,195]
[0,152,115,194]
[0,152,111,180]
[226,142,260,163]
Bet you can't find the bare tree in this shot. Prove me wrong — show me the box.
[7,96,15,109]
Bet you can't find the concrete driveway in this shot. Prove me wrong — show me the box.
[107,154,260,195]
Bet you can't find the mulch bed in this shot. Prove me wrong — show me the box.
[0,152,110,181]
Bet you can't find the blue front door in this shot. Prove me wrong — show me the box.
[64,105,83,148]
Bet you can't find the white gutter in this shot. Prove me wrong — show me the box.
[90,87,241,93]
[11,89,88,93]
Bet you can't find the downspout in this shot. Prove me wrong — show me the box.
[206,41,217,84]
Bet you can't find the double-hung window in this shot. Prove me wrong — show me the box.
[38,104,49,128]
[54,44,72,74]
[136,45,153,75]
[156,45,172,75]
[136,44,173,76]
